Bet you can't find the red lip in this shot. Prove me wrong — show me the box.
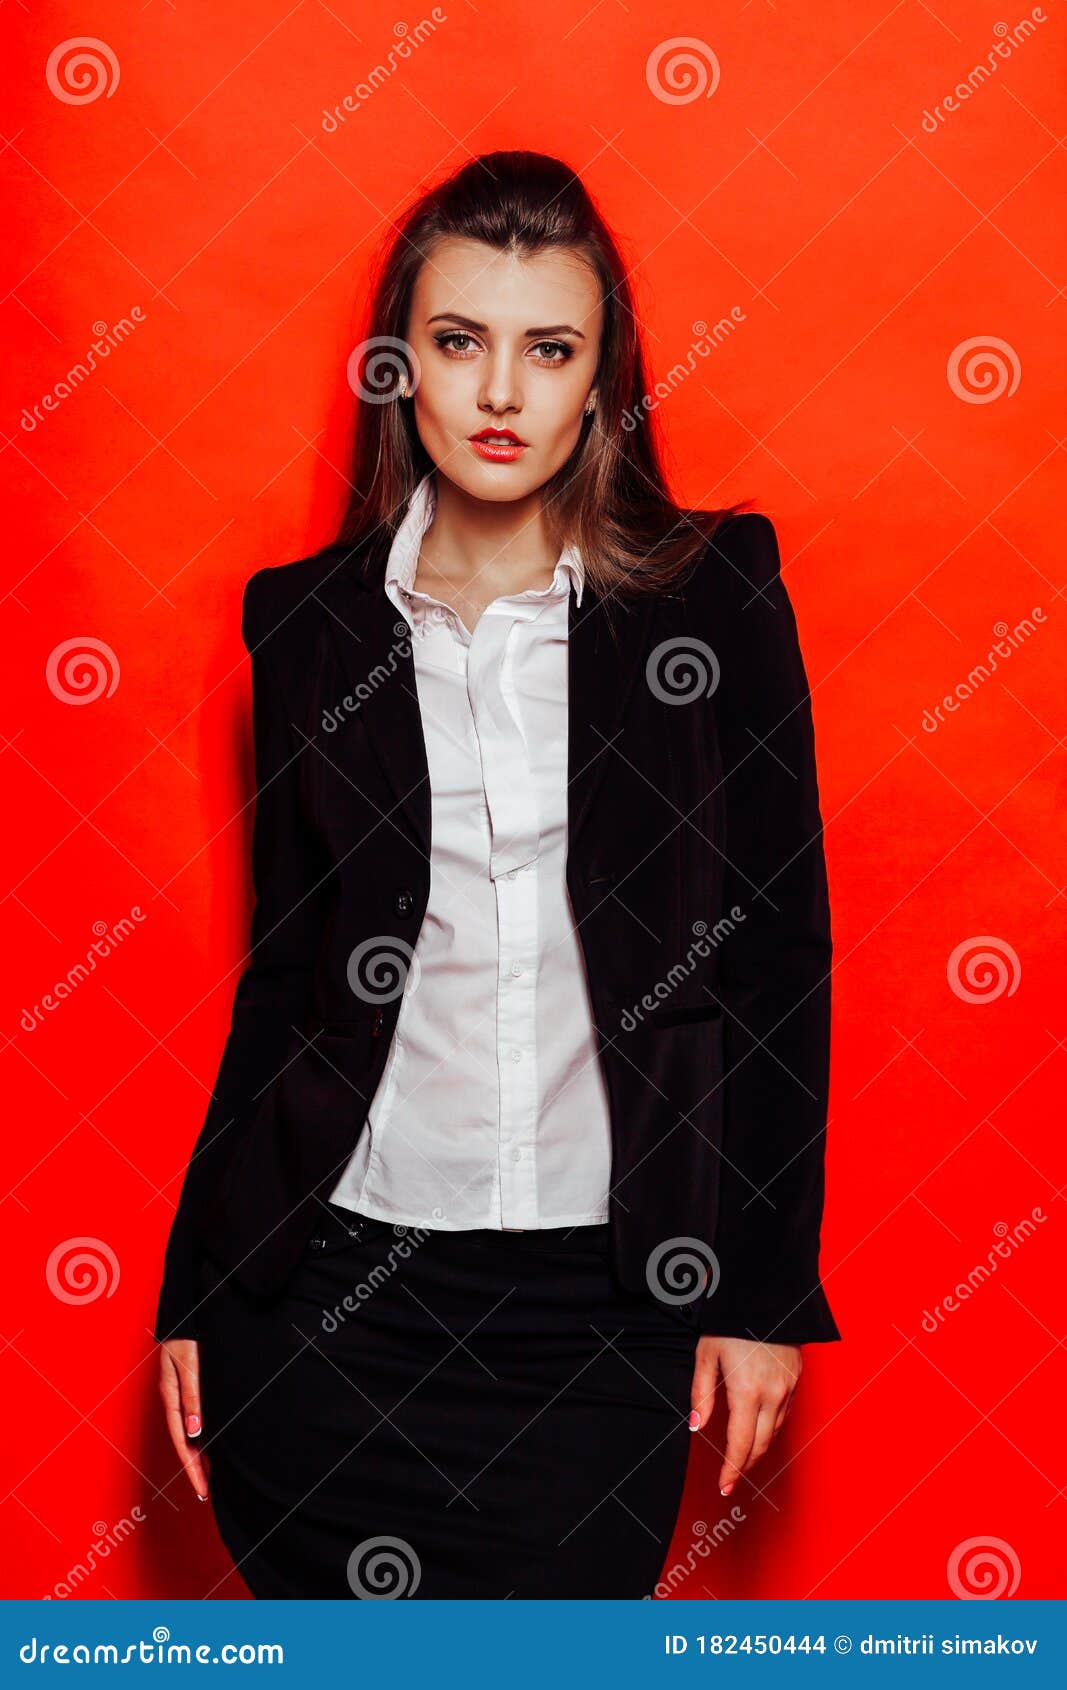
[469,428,527,444]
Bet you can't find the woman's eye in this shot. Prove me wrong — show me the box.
[435,331,478,357]
[530,340,573,365]
[433,332,574,366]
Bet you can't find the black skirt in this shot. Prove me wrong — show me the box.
[196,1201,699,1599]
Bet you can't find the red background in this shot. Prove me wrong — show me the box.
[1,0,1063,1600]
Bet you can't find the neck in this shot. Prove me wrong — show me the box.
[418,471,560,595]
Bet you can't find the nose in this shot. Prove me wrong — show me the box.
[477,349,522,418]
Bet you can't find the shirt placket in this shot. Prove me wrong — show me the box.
[466,608,542,1228]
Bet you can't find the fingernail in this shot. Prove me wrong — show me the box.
[186,1413,201,1436]
[720,1483,734,1496]
[688,1411,700,1431]
[196,1491,209,1503]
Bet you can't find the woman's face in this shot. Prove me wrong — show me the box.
[404,237,603,504]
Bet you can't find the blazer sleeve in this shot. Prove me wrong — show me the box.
[153,571,330,1342]
[698,514,840,1345]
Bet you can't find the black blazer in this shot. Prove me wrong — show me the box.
[154,511,840,1347]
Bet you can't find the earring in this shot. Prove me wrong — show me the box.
[584,395,596,415]
[397,376,410,399]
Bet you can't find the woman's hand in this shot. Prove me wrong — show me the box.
[689,1336,802,1496]
[159,1339,209,1501]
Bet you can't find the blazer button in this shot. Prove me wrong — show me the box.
[393,890,414,917]
[309,1236,326,1251]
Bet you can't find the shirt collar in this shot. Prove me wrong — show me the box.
[385,472,585,608]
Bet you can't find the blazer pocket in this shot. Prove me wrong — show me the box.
[304,1004,386,1043]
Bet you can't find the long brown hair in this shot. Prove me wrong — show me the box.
[334,150,752,600]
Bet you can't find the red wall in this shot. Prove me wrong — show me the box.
[1,0,1062,1600]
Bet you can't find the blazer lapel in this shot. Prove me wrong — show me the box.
[567,580,657,850]
[315,554,432,861]
[314,543,658,865]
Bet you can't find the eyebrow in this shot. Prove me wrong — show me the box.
[426,312,586,340]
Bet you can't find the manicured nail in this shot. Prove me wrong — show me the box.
[196,1491,209,1503]
[720,1483,734,1496]
[688,1411,700,1431]
[186,1413,201,1436]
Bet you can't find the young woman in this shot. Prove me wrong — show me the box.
[155,150,840,1600]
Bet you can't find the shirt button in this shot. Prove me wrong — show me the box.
[510,1048,522,1062]
[506,870,517,881]
[511,1147,523,1161]
[510,964,523,978]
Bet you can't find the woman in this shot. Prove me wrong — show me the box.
[156,150,840,1600]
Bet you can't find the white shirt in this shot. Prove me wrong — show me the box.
[327,473,613,1230]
